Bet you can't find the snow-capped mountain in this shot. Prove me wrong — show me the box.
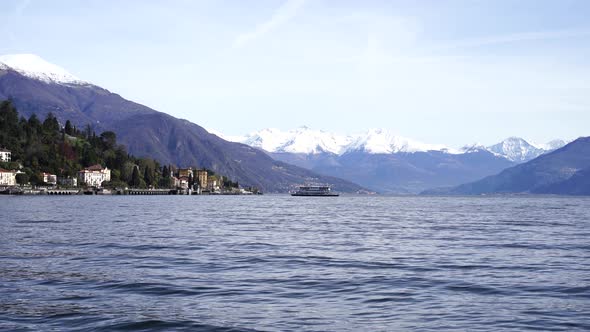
[535,139,568,151]
[237,127,351,154]
[460,143,496,155]
[0,54,88,85]
[226,127,454,155]
[487,137,545,163]
[222,127,566,161]
[347,128,450,154]
[218,127,570,193]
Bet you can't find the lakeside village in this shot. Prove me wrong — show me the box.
[0,101,259,196]
[0,154,256,196]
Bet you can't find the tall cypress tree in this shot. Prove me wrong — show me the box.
[64,120,74,136]
[131,166,141,188]
[144,165,154,187]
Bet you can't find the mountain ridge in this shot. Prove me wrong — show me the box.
[0,54,365,193]
[220,127,566,163]
[421,137,590,195]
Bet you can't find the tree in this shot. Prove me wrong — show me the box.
[100,131,117,150]
[64,120,74,136]
[131,166,141,188]
[29,172,43,186]
[16,173,29,186]
[27,114,42,133]
[188,173,194,187]
[43,112,60,134]
[143,165,154,187]
[84,124,93,140]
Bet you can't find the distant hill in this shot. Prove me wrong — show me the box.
[270,150,515,194]
[422,137,590,195]
[0,54,364,193]
[219,127,568,193]
[533,166,590,195]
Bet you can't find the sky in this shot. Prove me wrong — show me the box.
[1,0,589,147]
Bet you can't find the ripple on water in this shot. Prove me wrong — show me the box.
[0,195,589,331]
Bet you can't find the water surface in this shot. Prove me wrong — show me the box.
[1,195,589,331]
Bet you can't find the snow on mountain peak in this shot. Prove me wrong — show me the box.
[347,128,448,154]
[533,139,568,151]
[227,127,451,155]
[487,137,545,162]
[216,127,567,162]
[241,127,351,154]
[0,54,87,85]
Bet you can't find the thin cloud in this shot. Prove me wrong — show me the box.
[233,0,307,48]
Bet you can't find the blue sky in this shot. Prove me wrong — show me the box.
[1,0,589,146]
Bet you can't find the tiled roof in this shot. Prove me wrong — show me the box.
[0,148,10,152]
[0,168,15,173]
[86,164,104,171]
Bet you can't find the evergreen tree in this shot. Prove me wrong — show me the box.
[143,165,154,187]
[131,166,141,188]
[64,120,74,136]
[100,131,117,150]
[42,112,60,134]
[15,173,29,186]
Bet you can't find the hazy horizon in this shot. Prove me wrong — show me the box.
[1,0,589,146]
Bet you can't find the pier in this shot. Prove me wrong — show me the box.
[47,189,80,195]
[125,189,176,195]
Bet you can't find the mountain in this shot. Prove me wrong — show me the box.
[231,127,454,155]
[0,54,365,193]
[535,166,590,195]
[226,127,565,161]
[220,127,566,193]
[346,128,450,154]
[0,54,87,85]
[487,137,546,162]
[239,127,351,154]
[423,137,590,195]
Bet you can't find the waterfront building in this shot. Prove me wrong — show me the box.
[195,170,208,189]
[78,165,111,188]
[0,148,11,162]
[207,176,221,191]
[41,172,57,185]
[178,176,190,189]
[0,168,16,186]
[171,176,180,188]
[177,168,193,178]
[58,177,78,187]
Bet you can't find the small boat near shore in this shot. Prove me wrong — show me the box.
[291,185,339,197]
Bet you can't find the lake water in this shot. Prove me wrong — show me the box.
[1,195,589,331]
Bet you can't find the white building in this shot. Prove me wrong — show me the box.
[178,176,190,189]
[0,148,11,162]
[78,164,111,188]
[41,172,57,185]
[0,168,16,186]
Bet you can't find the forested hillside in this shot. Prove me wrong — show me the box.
[1,100,179,188]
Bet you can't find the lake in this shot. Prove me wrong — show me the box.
[1,195,589,331]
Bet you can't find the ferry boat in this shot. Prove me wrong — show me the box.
[291,185,339,197]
